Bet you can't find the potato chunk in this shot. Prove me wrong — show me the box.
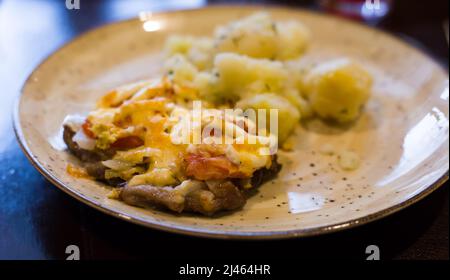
[193,71,222,103]
[213,12,309,60]
[163,54,198,85]
[164,35,214,70]
[214,53,288,101]
[236,94,300,143]
[275,21,311,60]
[304,59,373,123]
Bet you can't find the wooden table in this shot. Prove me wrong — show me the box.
[0,0,447,260]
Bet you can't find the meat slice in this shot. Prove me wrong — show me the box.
[119,179,246,216]
[83,161,125,187]
[120,184,187,213]
[118,159,281,216]
[183,180,246,215]
[63,125,115,162]
[184,154,245,180]
[63,125,126,186]
[205,180,246,210]
[250,155,282,188]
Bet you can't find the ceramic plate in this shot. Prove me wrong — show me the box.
[14,5,449,239]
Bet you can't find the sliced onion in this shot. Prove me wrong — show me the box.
[72,129,96,150]
[63,114,86,131]
[101,159,134,171]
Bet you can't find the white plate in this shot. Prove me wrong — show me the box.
[14,5,449,239]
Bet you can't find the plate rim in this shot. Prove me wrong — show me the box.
[13,4,449,240]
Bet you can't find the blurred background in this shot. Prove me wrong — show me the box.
[0,0,448,259]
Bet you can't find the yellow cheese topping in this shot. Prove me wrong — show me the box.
[84,78,274,187]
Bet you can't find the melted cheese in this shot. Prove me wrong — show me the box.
[84,77,275,186]
[170,106,274,177]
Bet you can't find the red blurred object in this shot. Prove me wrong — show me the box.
[319,0,392,23]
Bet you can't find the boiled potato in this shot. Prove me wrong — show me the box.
[236,94,300,143]
[160,12,373,148]
[192,71,223,103]
[213,12,309,60]
[163,54,199,85]
[214,12,278,59]
[303,59,373,123]
[214,53,288,100]
[195,53,309,119]
[275,21,311,60]
[164,35,214,70]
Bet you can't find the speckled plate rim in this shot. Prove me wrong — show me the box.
[13,4,449,240]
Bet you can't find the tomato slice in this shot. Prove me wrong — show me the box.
[82,121,96,139]
[185,154,245,180]
[111,136,144,150]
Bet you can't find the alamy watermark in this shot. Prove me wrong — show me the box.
[170,101,279,155]
[65,245,80,260]
[365,0,382,11]
[65,0,80,10]
[65,1,383,12]
[366,245,380,260]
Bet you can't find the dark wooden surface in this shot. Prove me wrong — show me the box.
[0,0,448,260]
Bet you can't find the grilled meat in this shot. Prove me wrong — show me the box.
[63,124,281,215]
